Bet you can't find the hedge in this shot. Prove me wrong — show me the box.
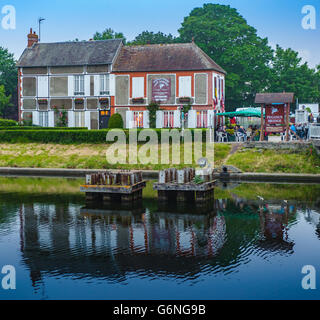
[0,119,18,127]
[0,129,211,144]
[0,127,88,131]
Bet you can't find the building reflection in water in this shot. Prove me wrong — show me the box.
[18,195,299,290]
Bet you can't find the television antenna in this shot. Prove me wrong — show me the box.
[38,17,45,42]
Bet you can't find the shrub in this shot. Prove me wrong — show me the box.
[0,128,210,144]
[108,113,124,129]
[0,119,17,127]
[0,126,88,131]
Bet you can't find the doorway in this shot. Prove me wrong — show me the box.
[99,110,110,129]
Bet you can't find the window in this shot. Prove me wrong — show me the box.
[100,75,110,95]
[163,111,174,128]
[75,112,85,127]
[197,111,208,128]
[74,75,85,95]
[39,112,49,127]
[133,111,144,128]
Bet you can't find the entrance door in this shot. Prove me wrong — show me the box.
[99,110,110,129]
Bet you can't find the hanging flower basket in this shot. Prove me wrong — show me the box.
[75,98,84,105]
[99,97,109,104]
[132,97,145,104]
[38,99,48,105]
[179,97,191,103]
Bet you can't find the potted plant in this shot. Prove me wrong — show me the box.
[132,97,145,104]
[179,97,191,103]
[75,98,84,105]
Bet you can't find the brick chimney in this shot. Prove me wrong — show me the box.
[27,28,38,47]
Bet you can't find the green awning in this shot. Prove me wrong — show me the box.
[217,108,265,118]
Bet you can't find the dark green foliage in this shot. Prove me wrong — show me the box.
[0,129,210,144]
[0,118,17,126]
[129,31,178,45]
[146,102,160,128]
[93,28,126,43]
[108,113,124,129]
[0,126,87,130]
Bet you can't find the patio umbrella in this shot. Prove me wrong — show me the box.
[217,108,265,118]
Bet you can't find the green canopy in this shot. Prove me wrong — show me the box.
[217,108,265,118]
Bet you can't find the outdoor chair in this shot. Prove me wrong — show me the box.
[217,132,228,142]
[235,132,246,142]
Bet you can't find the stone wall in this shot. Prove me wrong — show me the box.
[244,141,313,151]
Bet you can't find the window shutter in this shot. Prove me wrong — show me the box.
[179,76,191,97]
[143,111,150,128]
[132,77,144,98]
[48,111,55,127]
[94,75,100,96]
[207,110,215,128]
[109,74,115,96]
[68,76,74,96]
[84,75,90,96]
[38,76,48,98]
[85,111,91,130]
[156,111,163,128]
[126,111,133,129]
[174,110,181,128]
[188,110,197,128]
[32,111,39,126]
[68,111,75,128]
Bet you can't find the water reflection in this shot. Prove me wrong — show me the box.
[0,179,319,299]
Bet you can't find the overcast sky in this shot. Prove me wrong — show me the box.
[0,0,319,67]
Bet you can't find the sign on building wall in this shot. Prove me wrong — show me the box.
[152,78,171,102]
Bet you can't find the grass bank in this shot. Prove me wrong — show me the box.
[226,146,320,174]
[0,143,230,170]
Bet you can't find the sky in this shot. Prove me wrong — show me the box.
[0,0,320,67]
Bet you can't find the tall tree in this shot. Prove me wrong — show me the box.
[178,3,274,110]
[0,85,12,118]
[0,47,17,97]
[129,31,177,45]
[270,45,319,108]
[93,28,126,43]
[0,47,17,119]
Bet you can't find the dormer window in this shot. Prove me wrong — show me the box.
[100,74,110,95]
[74,75,84,95]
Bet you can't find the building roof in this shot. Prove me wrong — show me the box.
[17,39,123,67]
[112,42,226,74]
[255,93,295,104]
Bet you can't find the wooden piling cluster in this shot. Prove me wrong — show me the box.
[80,171,146,203]
[154,168,215,203]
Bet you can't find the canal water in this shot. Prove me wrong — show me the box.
[0,177,319,300]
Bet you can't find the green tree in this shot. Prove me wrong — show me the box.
[93,28,126,43]
[146,101,160,128]
[178,3,274,110]
[129,31,177,45]
[108,113,124,129]
[270,45,319,109]
[0,47,17,96]
[0,85,12,117]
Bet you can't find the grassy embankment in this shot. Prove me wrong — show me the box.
[0,143,230,170]
[226,146,320,174]
[0,141,319,173]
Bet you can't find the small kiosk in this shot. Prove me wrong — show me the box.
[255,93,294,142]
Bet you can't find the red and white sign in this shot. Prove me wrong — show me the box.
[152,78,171,102]
[265,105,285,125]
